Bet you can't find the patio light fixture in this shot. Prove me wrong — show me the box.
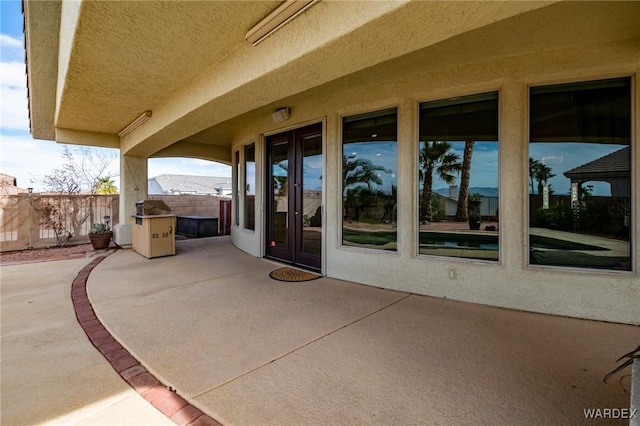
[272,107,290,123]
[118,110,152,137]
[245,0,318,46]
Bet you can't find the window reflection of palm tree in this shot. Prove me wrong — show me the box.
[419,141,462,222]
[381,184,397,223]
[455,140,474,221]
[529,158,540,194]
[528,158,555,195]
[273,161,288,195]
[535,164,555,195]
[342,154,391,222]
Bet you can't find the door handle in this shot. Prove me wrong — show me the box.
[293,183,300,187]
[295,211,299,215]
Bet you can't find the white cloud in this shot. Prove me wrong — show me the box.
[0,33,231,192]
[1,32,32,130]
[0,133,120,191]
[0,61,29,130]
[0,34,22,49]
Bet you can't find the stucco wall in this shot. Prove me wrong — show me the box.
[230,38,640,324]
[148,194,228,217]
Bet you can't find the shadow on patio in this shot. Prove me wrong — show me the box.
[88,236,637,425]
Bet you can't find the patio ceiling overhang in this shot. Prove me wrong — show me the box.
[24,1,640,164]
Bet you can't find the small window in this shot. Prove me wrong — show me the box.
[418,92,499,261]
[529,77,632,271]
[244,143,256,230]
[342,108,398,251]
[234,150,240,227]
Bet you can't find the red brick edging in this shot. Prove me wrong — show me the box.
[71,255,221,426]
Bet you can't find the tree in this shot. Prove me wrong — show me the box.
[455,140,474,221]
[30,146,117,246]
[342,154,391,222]
[342,154,389,192]
[529,158,555,195]
[94,176,118,194]
[534,163,555,195]
[529,158,541,194]
[419,141,461,222]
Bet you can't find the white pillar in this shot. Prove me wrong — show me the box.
[114,155,147,246]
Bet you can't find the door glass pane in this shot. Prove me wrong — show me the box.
[418,92,499,261]
[529,77,632,271]
[342,108,398,251]
[244,143,255,230]
[302,135,322,256]
[271,142,289,248]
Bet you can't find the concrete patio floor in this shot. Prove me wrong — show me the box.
[2,235,638,425]
[1,256,174,425]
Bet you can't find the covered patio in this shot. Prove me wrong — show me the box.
[3,237,636,424]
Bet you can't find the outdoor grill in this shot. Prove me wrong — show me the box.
[132,200,176,258]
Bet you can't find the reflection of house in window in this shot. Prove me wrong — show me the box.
[563,147,630,197]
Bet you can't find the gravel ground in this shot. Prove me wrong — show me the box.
[0,244,101,264]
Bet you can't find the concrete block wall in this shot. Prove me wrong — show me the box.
[148,195,230,217]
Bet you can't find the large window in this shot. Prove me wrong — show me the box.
[244,143,255,230]
[342,108,398,250]
[529,77,632,271]
[418,92,499,261]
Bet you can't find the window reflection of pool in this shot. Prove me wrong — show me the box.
[417,231,498,261]
[529,236,608,251]
[419,233,498,250]
[344,228,612,262]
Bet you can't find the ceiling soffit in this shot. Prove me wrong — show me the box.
[122,0,559,157]
[183,1,640,149]
[37,1,640,158]
[54,0,280,135]
[23,0,61,140]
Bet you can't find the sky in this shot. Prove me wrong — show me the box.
[0,1,230,192]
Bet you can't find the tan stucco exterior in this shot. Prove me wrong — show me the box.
[229,38,640,324]
[24,1,639,323]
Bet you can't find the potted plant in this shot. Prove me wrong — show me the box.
[89,222,112,250]
[468,193,482,230]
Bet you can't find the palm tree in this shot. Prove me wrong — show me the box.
[455,140,474,221]
[534,163,555,195]
[342,154,390,193]
[529,158,540,194]
[93,176,117,194]
[273,161,288,195]
[419,141,462,222]
[342,154,390,221]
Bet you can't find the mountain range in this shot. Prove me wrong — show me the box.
[434,187,499,197]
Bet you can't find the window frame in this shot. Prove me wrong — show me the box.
[340,106,400,253]
[243,142,256,231]
[415,90,501,263]
[526,75,635,273]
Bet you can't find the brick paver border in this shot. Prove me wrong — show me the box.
[71,255,222,426]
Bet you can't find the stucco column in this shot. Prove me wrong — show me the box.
[499,79,527,269]
[113,155,147,246]
[396,98,415,258]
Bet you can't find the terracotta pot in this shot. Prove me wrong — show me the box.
[89,231,112,250]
